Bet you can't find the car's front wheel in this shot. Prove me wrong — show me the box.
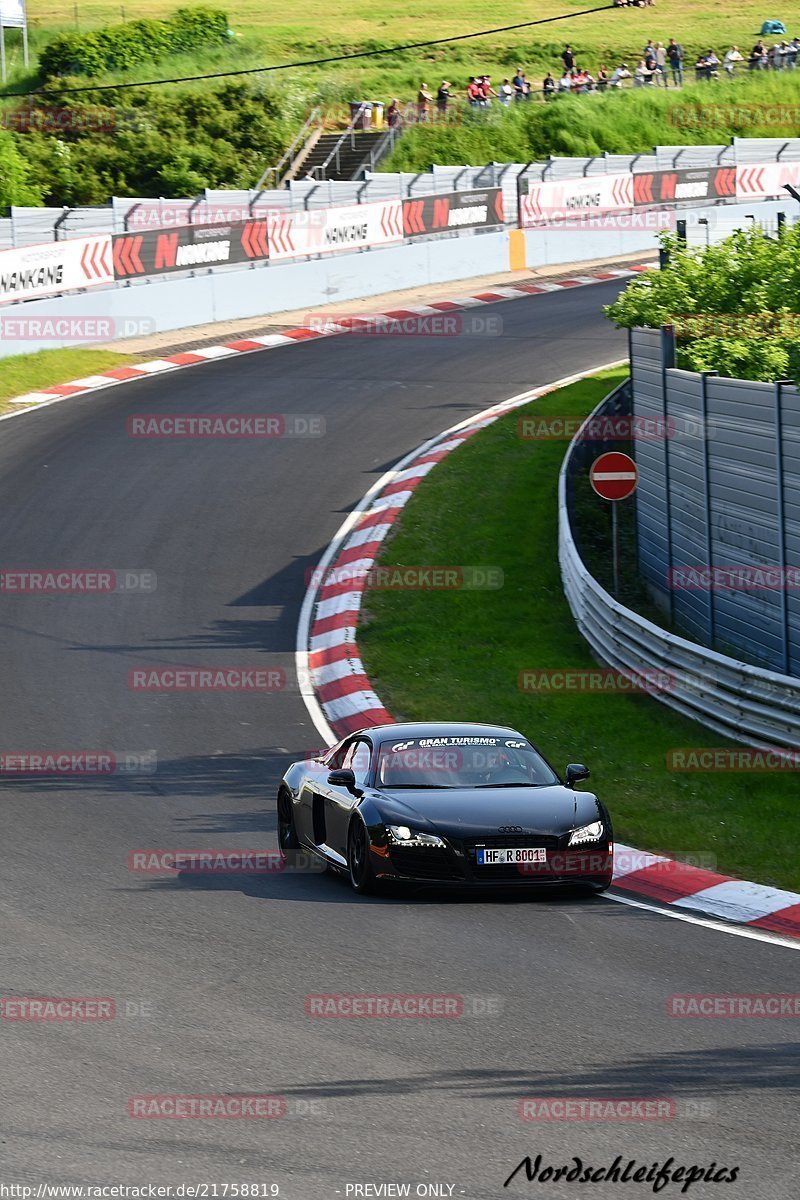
[277,789,300,860]
[347,817,377,894]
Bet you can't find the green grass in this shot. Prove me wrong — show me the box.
[0,0,797,200]
[384,72,800,170]
[358,367,800,892]
[0,348,137,414]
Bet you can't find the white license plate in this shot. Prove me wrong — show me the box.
[476,846,547,866]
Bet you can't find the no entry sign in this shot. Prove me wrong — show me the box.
[590,451,638,501]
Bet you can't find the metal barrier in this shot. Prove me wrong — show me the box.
[558,383,800,751]
[5,136,800,250]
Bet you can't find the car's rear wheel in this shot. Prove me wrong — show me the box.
[277,789,300,859]
[348,817,376,894]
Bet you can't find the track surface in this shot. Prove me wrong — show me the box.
[0,282,797,1197]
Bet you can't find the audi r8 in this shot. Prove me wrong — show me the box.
[276,722,613,893]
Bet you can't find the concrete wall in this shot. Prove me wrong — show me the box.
[0,198,790,359]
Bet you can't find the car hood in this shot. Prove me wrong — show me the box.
[366,784,603,838]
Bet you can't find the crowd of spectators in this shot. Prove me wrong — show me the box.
[384,33,800,123]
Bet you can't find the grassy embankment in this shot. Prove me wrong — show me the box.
[358,367,800,892]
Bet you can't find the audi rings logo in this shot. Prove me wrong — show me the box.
[497,826,525,834]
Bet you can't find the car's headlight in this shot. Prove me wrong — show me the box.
[568,820,605,846]
[387,825,445,848]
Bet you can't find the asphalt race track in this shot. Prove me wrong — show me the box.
[1,281,797,1198]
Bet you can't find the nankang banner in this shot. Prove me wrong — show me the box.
[402,188,505,237]
[112,220,269,279]
[0,235,112,305]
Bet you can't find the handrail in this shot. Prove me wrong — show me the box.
[558,383,800,751]
[309,103,369,181]
[256,106,322,192]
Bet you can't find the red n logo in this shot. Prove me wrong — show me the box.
[155,232,179,270]
[433,198,449,228]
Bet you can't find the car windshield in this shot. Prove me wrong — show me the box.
[375,736,558,789]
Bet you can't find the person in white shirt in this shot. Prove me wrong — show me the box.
[655,42,668,85]
[559,71,573,92]
[499,78,513,104]
[609,63,631,87]
[724,46,743,75]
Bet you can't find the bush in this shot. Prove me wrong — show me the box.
[606,228,800,383]
[0,131,43,205]
[39,8,230,78]
[4,82,291,205]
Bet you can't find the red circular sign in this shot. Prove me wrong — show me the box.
[590,451,638,501]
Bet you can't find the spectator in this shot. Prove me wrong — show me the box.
[436,81,450,114]
[499,77,513,104]
[480,75,498,103]
[522,74,532,99]
[654,42,668,84]
[667,38,684,85]
[705,48,720,77]
[788,37,800,68]
[512,66,525,100]
[609,62,631,87]
[543,71,556,98]
[559,69,572,93]
[386,98,401,127]
[634,58,654,85]
[750,40,767,69]
[562,44,575,71]
[724,46,743,76]
[596,63,609,91]
[466,77,482,106]
[644,40,657,70]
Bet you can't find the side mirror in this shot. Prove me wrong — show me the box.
[565,763,590,788]
[328,768,358,792]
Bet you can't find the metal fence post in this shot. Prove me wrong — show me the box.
[661,325,676,623]
[774,380,792,673]
[700,370,718,647]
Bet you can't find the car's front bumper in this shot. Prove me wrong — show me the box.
[373,840,613,888]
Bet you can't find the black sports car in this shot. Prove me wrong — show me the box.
[277,722,613,893]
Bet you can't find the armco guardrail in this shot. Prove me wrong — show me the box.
[558,384,800,752]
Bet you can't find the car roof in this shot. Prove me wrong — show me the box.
[354,722,526,744]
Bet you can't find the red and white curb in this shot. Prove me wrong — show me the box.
[297,368,800,946]
[2,265,651,416]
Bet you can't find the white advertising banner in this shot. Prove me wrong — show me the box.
[521,173,633,227]
[0,235,113,305]
[267,200,403,261]
[736,160,800,200]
